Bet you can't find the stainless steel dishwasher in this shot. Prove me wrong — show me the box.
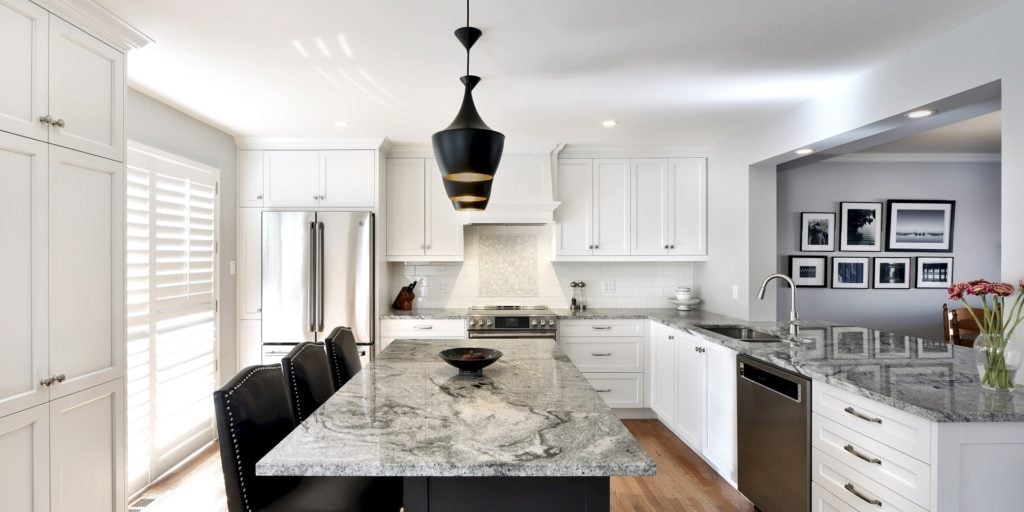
[737,354,810,512]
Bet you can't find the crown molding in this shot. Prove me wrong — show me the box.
[234,136,389,150]
[827,152,1001,164]
[385,141,563,158]
[558,144,710,158]
[36,0,153,51]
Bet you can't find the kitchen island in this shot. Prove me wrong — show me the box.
[256,338,655,512]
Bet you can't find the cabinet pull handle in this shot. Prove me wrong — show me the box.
[844,444,882,465]
[668,335,674,340]
[591,352,612,357]
[670,244,675,249]
[54,374,66,383]
[39,115,53,125]
[414,325,433,330]
[595,388,612,393]
[844,483,882,506]
[592,326,612,330]
[256,194,263,200]
[844,406,883,424]
[40,377,54,387]
[53,118,65,128]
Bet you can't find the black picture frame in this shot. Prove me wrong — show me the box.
[800,212,836,252]
[788,256,827,287]
[839,202,883,252]
[873,257,912,289]
[915,257,954,288]
[885,200,956,252]
[831,257,870,289]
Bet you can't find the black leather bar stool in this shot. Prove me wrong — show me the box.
[213,364,402,512]
[324,326,363,390]
[281,342,335,423]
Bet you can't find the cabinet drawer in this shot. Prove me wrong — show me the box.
[561,338,643,372]
[813,448,927,512]
[558,319,644,337]
[813,381,931,463]
[812,482,858,512]
[380,319,465,338]
[582,373,643,408]
[813,413,930,508]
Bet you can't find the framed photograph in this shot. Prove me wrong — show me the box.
[800,212,836,252]
[789,256,827,287]
[831,257,869,289]
[916,257,954,288]
[874,331,912,359]
[885,200,955,252]
[832,327,871,359]
[839,202,883,252]
[873,257,911,289]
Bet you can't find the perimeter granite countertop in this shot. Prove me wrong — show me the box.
[256,338,656,478]
[382,308,1024,423]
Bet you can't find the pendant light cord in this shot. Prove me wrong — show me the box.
[465,0,471,78]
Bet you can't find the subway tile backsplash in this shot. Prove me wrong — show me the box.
[388,225,693,309]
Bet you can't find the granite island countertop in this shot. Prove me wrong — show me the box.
[382,308,1024,423]
[256,338,656,478]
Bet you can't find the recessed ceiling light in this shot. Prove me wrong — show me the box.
[602,120,617,128]
[333,120,350,128]
[906,109,935,119]
[795,148,814,155]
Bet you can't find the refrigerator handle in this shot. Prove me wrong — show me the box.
[317,221,325,332]
[308,221,316,333]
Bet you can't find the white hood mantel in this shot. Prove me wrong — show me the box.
[387,141,564,224]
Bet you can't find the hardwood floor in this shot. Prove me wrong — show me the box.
[130,420,753,512]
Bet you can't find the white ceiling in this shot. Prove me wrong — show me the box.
[859,111,1002,154]
[101,0,1007,145]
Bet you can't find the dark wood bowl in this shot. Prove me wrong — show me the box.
[439,348,503,374]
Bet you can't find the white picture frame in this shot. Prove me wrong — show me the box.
[916,257,954,288]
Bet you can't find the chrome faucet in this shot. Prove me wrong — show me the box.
[757,273,800,339]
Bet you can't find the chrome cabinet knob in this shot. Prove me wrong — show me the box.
[39,115,53,125]
[40,377,54,387]
[256,194,263,200]
[53,119,65,128]
[55,374,66,383]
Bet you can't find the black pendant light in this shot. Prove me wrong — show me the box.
[431,0,504,211]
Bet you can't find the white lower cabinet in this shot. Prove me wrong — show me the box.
[704,342,737,482]
[673,333,707,449]
[0,379,124,512]
[649,323,677,423]
[559,320,646,409]
[812,482,858,512]
[379,319,466,351]
[581,373,644,408]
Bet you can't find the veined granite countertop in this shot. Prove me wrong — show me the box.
[256,338,656,477]
[382,308,1024,423]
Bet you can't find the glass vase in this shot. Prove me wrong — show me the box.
[973,333,1023,391]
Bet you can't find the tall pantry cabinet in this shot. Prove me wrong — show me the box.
[0,1,145,511]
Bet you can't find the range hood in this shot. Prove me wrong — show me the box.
[463,143,562,224]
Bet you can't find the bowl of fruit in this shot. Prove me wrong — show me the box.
[439,347,503,375]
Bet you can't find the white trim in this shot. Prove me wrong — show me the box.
[827,152,1001,164]
[234,136,388,150]
[34,0,152,50]
[128,141,220,176]
[559,144,710,158]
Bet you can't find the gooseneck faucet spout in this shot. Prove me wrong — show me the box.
[757,273,800,338]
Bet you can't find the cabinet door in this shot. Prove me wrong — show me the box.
[237,150,263,207]
[0,404,50,512]
[630,158,669,255]
[237,320,262,369]
[263,151,319,207]
[0,0,49,141]
[649,324,677,424]
[48,16,124,162]
[238,209,261,319]
[592,159,630,256]
[425,159,464,259]
[0,133,48,418]
[704,343,737,482]
[668,158,707,256]
[320,150,375,208]
[554,159,593,256]
[674,334,707,449]
[385,159,425,258]
[49,380,125,512]
[48,147,124,399]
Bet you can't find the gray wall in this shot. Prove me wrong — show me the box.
[126,88,238,384]
[776,159,1001,339]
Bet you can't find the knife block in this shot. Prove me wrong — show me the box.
[392,287,415,310]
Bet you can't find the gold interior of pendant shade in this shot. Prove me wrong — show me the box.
[449,194,486,202]
[455,206,485,211]
[443,171,494,182]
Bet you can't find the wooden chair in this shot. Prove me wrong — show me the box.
[943,304,984,347]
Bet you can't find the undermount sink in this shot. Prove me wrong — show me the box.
[695,325,787,343]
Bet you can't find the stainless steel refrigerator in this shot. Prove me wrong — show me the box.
[261,211,374,365]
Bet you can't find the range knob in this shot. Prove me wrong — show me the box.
[485,320,493,326]
[547,319,556,326]
[531,319,539,326]
[469,319,478,326]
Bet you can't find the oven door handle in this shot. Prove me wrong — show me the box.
[467,331,556,339]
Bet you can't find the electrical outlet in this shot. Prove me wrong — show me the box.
[229,260,236,275]
[602,281,616,294]
[731,285,739,300]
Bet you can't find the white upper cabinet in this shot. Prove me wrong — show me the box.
[0,404,50,512]
[592,159,631,256]
[385,158,465,261]
[0,132,49,418]
[668,158,707,256]
[47,16,124,162]
[48,146,124,399]
[554,159,593,256]
[263,151,320,207]
[320,150,375,208]
[631,159,670,255]
[0,0,49,142]
[237,150,263,207]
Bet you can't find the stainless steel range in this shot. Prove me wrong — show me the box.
[466,305,557,339]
